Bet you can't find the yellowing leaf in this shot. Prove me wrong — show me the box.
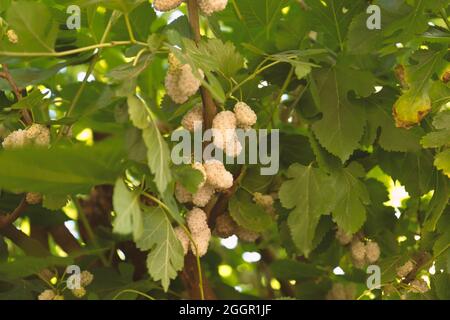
[393,89,431,128]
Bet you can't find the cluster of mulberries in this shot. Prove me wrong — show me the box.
[325,283,356,300]
[175,208,211,257]
[175,160,234,207]
[181,104,203,132]
[165,53,203,104]
[153,0,184,12]
[38,289,64,301]
[198,0,228,15]
[2,124,50,149]
[212,102,257,157]
[214,212,260,242]
[70,270,94,298]
[350,239,381,268]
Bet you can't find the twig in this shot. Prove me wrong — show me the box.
[187,0,217,129]
[0,197,27,230]
[0,64,33,125]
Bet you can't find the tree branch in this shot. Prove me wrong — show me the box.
[0,197,27,230]
[187,0,217,129]
[0,64,33,125]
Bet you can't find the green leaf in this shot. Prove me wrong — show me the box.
[142,119,172,194]
[424,175,449,232]
[229,189,273,233]
[435,149,450,179]
[112,179,143,241]
[433,110,450,130]
[172,165,203,194]
[42,194,68,211]
[136,207,184,292]
[270,259,324,281]
[0,256,73,280]
[421,130,450,148]
[2,1,58,53]
[0,139,124,194]
[279,164,335,257]
[127,95,150,130]
[311,64,375,162]
[331,162,370,234]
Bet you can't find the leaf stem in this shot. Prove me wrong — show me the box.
[113,289,155,300]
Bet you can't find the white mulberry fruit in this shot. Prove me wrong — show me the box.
[215,213,237,238]
[175,182,192,204]
[72,287,86,298]
[198,0,228,15]
[186,207,208,234]
[365,241,380,263]
[166,60,203,104]
[204,159,234,190]
[2,129,27,149]
[80,271,94,287]
[234,102,257,129]
[182,104,203,132]
[397,260,414,278]
[326,283,355,300]
[212,111,236,131]
[350,240,366,262]
[190,228,211,257]
[174,226,190,255]
[153,0,184,12]
[7,29,18,44]
[38,289,55,301]
[335,227,353,246]
[236,226,259,242]
[410,279,429,293]
[192,184,215,207]
[26,192,42,205]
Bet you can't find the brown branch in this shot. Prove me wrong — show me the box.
[0,64,33,125]
[187,0,217,129]
[180,253,217,300]
[0,224,49,256]
[49,224,82,254]
[260,249,295,298]
[0,196,27,230]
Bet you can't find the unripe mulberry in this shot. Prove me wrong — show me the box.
[198,0,228,15]
[182,104,203,132]
[410,279,429,293]
[175,182,192,204]
[350,240,366,262]
[192,184,215,207]
[215,213,237,238]
[365,241,380,263]
[192,162,207,188]
[234,102,257,129]
[153,0,184,12]
[335,227,353,246]
[397,260,414,278]
[186,207,208,234]
[26,192,42,205]
[80,271,94,287]
[7,29,18,44]
[72,287,86,298]
[174,226,190,255]
[236,226,259,242]
[204,159,234,190]
[38,289,55,300]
